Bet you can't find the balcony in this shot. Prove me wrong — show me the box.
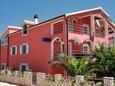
[53,50,89,60]
[68,23,91,35]
[69,50,89,58]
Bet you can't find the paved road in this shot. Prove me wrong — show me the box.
[0,82,18,86]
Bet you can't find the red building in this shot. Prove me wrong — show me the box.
[0,7,115,75]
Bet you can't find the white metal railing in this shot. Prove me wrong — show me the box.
[54,50,89,60]
[108,33,114,38]
[69,50,90,58]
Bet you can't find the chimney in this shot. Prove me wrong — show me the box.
[34,14,39,24]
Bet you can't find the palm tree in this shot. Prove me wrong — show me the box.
[52,56,96,77]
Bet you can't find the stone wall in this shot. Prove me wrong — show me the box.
[0,70,114,86]
[36,73,84,86]
[0,70,32,86]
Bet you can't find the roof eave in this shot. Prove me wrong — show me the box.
[65,7,110,17]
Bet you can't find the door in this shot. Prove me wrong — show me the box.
[54,42,61,59]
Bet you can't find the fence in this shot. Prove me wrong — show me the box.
[0,70,114,86]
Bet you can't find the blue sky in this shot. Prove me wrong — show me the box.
[0,0,115,34]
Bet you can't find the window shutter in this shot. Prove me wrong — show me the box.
[10,47,13,55]
[15,46,17,55]
[26,44,29,54]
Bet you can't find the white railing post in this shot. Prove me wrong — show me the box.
[75,75,84,86]
[36,72,46,85]
[54,74,62,82]
[103,77,114,86]
[24,72,32,86]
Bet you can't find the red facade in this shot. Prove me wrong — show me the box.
[0,7,115,75]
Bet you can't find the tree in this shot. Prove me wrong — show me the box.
[52,56,96,77]
[92,44,115,77]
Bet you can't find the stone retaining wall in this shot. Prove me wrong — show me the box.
[0,70,32,86]
[0,70,114,86]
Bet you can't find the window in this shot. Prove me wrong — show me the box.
[1,34,8,46]
[83,44,89,54]
[22,24,28,36]
[1,63,6,70]
[68,20,73,32]
[20,44,29,54]
[19,63,29,72]
[51,21,63,35]
[83,25,89,35]
[95,26,100,36]
[11,46,17,55]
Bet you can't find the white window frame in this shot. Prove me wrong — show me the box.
[10,45,17,56]
[19,63,29,72]
[60,42,64,56]
[82,24,89,35]
[20,43,29,55]
[68,20,73,32]
[51,37,62,60]
[83,44,90,54]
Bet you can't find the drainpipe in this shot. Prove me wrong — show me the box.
[65,15,68,56]
[64,15,68,77]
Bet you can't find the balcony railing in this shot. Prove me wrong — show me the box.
[53,50,90,60]
[68,23,105,38]
[108,33,114,38]
[69,24,91,35]
[69,50,90,58]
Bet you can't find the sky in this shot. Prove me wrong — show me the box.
[0,0,115,34]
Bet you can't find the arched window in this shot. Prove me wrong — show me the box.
[20,43,29,54]
[19,63,29,72]
[10,45,17,55]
